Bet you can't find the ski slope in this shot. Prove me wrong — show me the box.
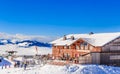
[0,44,52,56]
[0,64,120,74]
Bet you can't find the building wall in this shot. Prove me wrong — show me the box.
[101,37,120,66]
[52,36,120,65]
[91,53,100,64]
[52,39,102,64]
[52,39,87,58]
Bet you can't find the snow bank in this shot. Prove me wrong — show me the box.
[39,64,120,74]
[63,65,120,74]
[0,64,120,74]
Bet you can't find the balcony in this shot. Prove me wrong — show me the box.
[76,49,90,53]
[56,48,90,53]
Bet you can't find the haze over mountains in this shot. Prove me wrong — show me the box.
[0,33,57,47]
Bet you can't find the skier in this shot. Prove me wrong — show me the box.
[24,61,27,70]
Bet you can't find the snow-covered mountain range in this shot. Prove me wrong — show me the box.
[0,33,56,47]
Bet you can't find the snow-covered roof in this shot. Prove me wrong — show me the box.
[51,32,120,47]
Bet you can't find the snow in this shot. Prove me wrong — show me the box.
[11,39,20,43]
[0,40,8,44]
[0,64,120,74]
[13,57,24,62]
[18,42,32,47]
[51,32,120,46]
[0,44,52,56]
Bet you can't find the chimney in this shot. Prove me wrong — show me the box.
[71,36,75,40]
[89,32,94,35]
[63,35,67,40]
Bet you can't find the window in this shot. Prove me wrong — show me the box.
[83,42,87,46]
[64,46,67,49]
[76,45,80,50]
[59,49,62,53]
[110,55,120,60]
[64,46,69,49]
[80,42,89,50]
[64,53,70,58]
[84,43,88,50]
[80,43,84,50]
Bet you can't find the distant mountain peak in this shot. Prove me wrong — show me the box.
[0,33,57,48]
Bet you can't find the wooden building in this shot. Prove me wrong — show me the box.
[51,32,120,66]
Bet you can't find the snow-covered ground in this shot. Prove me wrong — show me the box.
[0,44,52,56]
[0,64,120,74]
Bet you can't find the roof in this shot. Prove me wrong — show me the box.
[50,32,120,47]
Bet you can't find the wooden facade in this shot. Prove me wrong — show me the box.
[52,36,120,66]
[100,37,120,66]
[52,39,101,64]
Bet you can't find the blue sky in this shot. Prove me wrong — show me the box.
[0,0,120,36]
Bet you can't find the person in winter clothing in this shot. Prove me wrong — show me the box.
[24,61,27,70]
